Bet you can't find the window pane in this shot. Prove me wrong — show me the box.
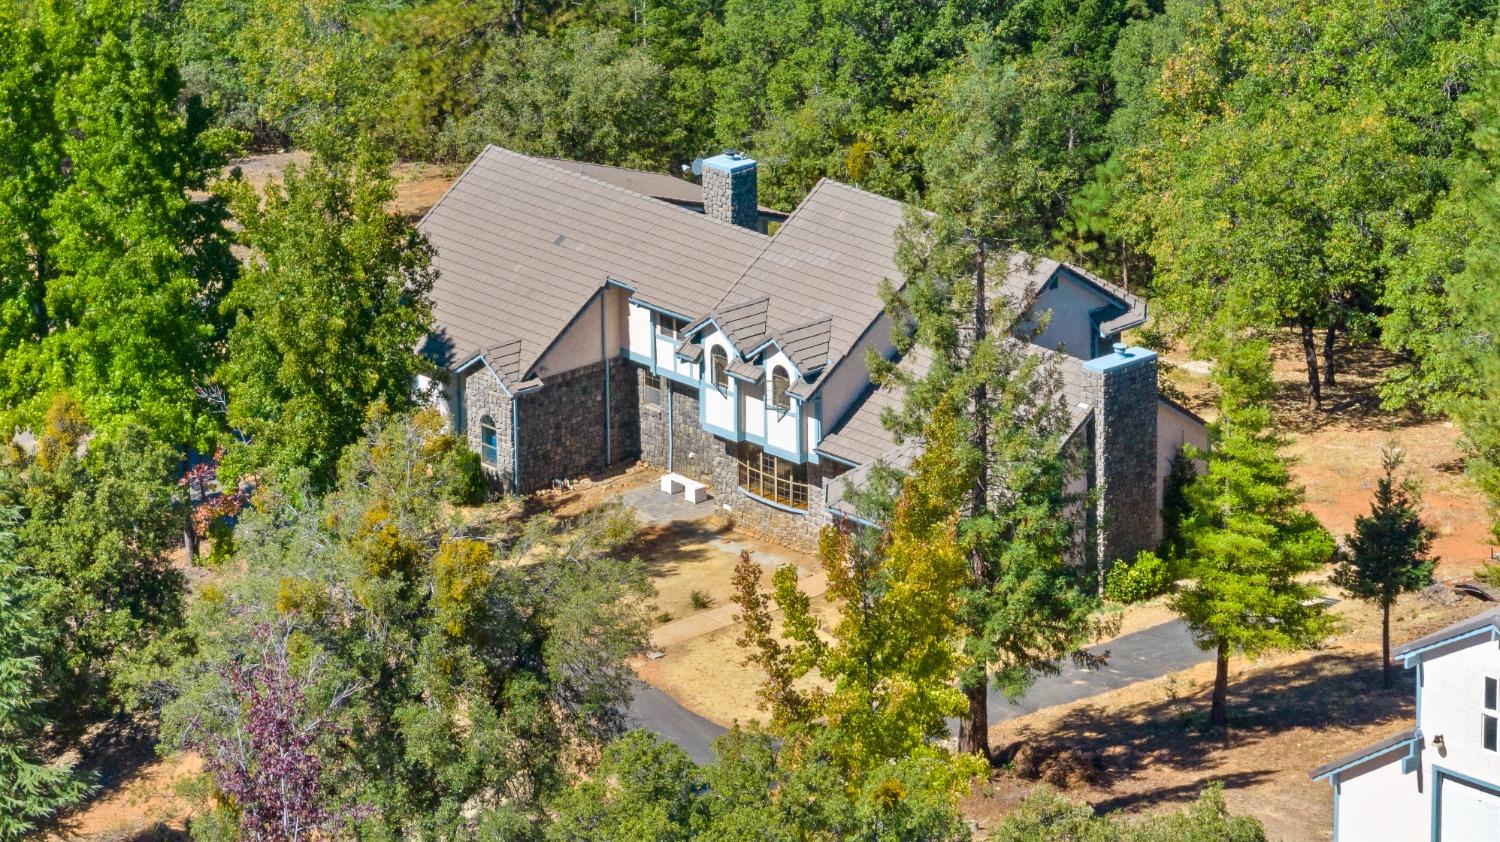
[1487,677,1497,711]
[1485,715,1498,752]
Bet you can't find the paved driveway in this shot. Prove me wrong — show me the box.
[626,618,1212,764]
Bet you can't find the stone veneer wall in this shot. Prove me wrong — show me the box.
[460,364,517,493]
[703,163,758,230]
[1082,350,1159,569]
[515,357,639,493]
[635,364,832,553]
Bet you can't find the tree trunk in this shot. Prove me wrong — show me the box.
[1323,324,1337,387]
[1382,602,1393,690]
[957,237,992,761]
[958,682,989,758]
[1299,319,1322,410]
[510,0,524,34]
[1210,641,1230,729]
[1120,241,1129,293]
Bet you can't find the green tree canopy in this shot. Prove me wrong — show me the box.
[0,0,239,447]
[216,139,435,490]
[0,395,185,721]
[152,410,653,836]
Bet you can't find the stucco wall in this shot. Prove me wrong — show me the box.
[817,312,896,435]
[1337,750,1429,842]
[532,287,630,379]
[1017,270,1118,360]
[701,329,739,434]
[1156,399,1209,527]
[627,300,654,360]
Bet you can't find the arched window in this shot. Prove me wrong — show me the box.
[711,346,729,390]
[770,366,790,410]
[479,415,498,466]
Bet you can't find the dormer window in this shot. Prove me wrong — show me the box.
[770,365,790,410]
[711,346,729,390]
[657,314,688,340]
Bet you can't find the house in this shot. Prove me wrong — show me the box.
[417,145,1206,560]
[1311,608,1500,840]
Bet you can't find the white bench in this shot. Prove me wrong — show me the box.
[680,478,708,504]
[659,472,708,504]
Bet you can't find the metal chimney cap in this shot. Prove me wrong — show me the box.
[1113,342,1129,356]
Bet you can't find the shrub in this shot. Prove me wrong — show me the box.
[1104,551,1173,604]
[690,590,713,610]
[447,446,487,506]
[1477,563,1500,588]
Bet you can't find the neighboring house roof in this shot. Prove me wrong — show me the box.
[1392,608,1500,662]
[1309,728,1422,781]
[419,146,767,385]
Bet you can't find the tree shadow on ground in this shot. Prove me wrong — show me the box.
[1268,331,1430,435]
[996,651,1414,812]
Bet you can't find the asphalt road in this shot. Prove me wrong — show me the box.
[626,618,1211,764]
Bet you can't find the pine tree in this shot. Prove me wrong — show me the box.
[1332,445,1435,689]
[876,209,1099,759]
[0,507,91,840]
[1170,340,1337,728]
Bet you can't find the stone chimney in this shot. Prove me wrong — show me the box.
[702,152,758,230]
[1082,343,1159,572]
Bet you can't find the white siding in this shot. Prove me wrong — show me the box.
[627,300,653,360]
[742,381,766,439]
[1337,752,1428,842]
[1017,272,1118,360]
[702,330,738,434]
[1420,639,1500,787]
[762,348,801,456]
[414,373,454,420]
[818,312,896,433]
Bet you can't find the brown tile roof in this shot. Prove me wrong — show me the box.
[419,146,767,380]
[535,157,785,216]
[817,344,1094,469]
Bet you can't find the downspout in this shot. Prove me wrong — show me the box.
[601,290,612,465]
[511,397,521,493]
[667,382,675,472]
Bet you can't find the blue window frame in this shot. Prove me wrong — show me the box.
[480,415,498,466]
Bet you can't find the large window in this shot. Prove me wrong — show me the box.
[769,365,790,410]
[479,415,498,466]
[737,443,809,510]
[711,346,729,390]
[1485,676,1498,752]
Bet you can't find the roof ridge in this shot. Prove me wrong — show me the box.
[509,146,770,240]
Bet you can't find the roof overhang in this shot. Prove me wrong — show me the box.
[1310,729,1422,783]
